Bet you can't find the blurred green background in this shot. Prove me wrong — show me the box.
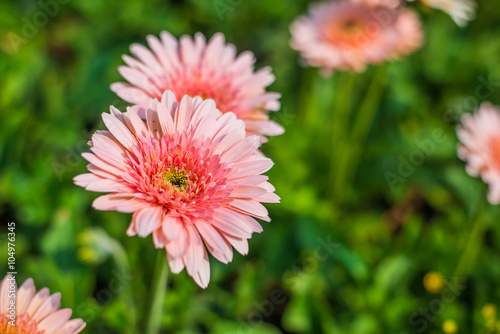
[1,0,500,333]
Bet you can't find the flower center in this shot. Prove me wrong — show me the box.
[128,135,233,213]
[342,19,361,32]
[163,169,189,190]
[323,10,380,48]
[490,137,500,171]
[1,313,45,334]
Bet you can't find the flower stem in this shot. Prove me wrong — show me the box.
[145,251,169,334]
[329,72,355,192]
[453,199,488,280]
[333,66,386,200]
[301,68,320,129]
[110,241,137,333]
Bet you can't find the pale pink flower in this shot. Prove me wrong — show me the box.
[412,0,476,27]
[457,103,500,204]
[111,32,283,143]
[290,0,423,75]
[0,275,85,334]
[74,91,279,288]
[352,0,402,9]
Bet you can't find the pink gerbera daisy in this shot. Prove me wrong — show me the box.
[111,32,283,143]
[74,91,279,288]
[352,0,401,8]
[290,0,423,75]
[457,102,500,204]
[0,275,85,334]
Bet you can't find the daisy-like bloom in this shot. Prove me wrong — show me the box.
[111,32,283,143]
[0,275,85,334]
[352,0,402,9]
[290,0,423,75]
[74,91,279,288]
[457,103,500,204]
[411,0,476,27]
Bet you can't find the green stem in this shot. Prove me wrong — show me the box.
[301,68,320,130]
[110,242,137,334]
[332,73,355,150]
[453,199,488,279]
[329,72,355,190]
[145,252,169,334]
[333,67,386,199]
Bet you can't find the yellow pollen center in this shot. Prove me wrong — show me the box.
[342,19,360,32]
[1,313,45,334]
[323,15,371,48]
[163,170,188,190]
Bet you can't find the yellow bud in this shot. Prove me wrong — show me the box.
[482,303,497,319]
[77,246,100,263]
[442,320,458,334]
[423,271,445,294]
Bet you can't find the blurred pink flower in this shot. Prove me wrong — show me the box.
[111,32,283,143]
[74,91,279,288]
[290,0,423,75]
[458,102,500,204]
[0,275,85,334]
[417,0,475,27]
[352,0,402,8]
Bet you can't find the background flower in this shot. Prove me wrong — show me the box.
[290,0,423,75]
[0,275,85,334]
[457,102,500,204]
[111,32,283,142]
[415,0,476,26]
[74,91,279,288]
[2,0,499,332]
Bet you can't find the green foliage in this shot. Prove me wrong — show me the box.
[1,0,500,333]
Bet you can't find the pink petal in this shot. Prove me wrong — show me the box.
[38,308,73,333]
[165,225,189,258]
[183,224,205,276]
[230,186,267,198]
[152,229,166,249]
[174,95,193,132]
[221,135,260,164]
[124,107,150,138]
[0,275,16,314]
[117,198,151,213]
[134,206,163,237]
[210,208,253,238]
[228,199,269,219]
[92,194,133,211]
[32,292,61,322]
[26,287,50,318]
[223,234,249,256]
[54,318,86,334]
[102,112,137,150]
[82,153,124,175]
[196,220,233,264]
[191,247,211,289]
[73,173,101,188]
[232,158,274,178]
[85,178,123,193]
[111,83,150,105]
[162,216,183,241]
[17,278,35,315]
[167,252,185,274]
